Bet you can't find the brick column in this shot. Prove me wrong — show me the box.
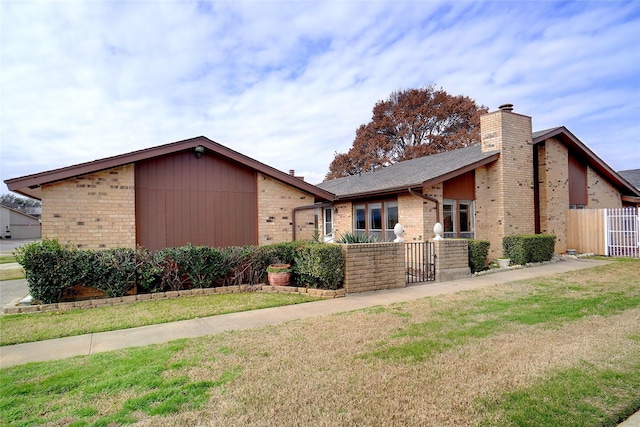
[433,239,471,282]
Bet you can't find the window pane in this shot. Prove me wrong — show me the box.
[354,205,366,231]
[443,202,455,234]
[459,202,470,232]
[369,203,382,230]
[385,202,398,230]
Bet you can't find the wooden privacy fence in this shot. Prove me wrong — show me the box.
[567,207,639,257]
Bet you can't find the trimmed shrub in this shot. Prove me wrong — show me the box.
[503,234,556,265]
[14,239,87,304]
[467,239,490,273]
[16,240,346,303]
[86,248,137,297]
[178,244,227,288]
[293,243,344,290]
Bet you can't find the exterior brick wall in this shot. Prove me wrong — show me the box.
[538,138,569,253]
[397,186,441,242]
[587,166,622,208]
[332,201,353,242]
[433,239,471,282]
[477,109,535,258]
[257,173,315,244]
[341,243,405,293]
[41,164,136,249]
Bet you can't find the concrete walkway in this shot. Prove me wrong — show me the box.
[0,258,608,368]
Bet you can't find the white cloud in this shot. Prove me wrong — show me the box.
[1,0,638,191]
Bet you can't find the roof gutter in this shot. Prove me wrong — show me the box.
[292,202,333,241]
[408,188,440,223]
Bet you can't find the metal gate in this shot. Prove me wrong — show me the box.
[405,242,435,283]
[606,207,639,257]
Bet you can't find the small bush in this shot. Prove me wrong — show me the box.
[87,248,137,297]
[293,244,344,290]
[337,232,380,244]
[178,244,227,288]
[503,234,556,265]
[14,239,86,304]
[467,239,490,273]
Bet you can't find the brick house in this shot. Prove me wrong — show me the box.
[6,106,639,257]
[5,137,333,250]
[317,105,640,257]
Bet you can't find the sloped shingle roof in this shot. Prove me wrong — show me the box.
[618,169,640,191]
[317,145,499,198]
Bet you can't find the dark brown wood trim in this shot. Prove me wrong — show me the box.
[5,136,336,202]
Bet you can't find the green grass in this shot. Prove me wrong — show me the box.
[0,340,241,426]
[0,292,319,346]
[477,361,640,426]
[1,259,638,426]
[363,280,640,362]
[0,267,24,281]
[0,255,16,264]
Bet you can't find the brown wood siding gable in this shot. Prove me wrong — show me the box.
[443,170,475,200]
[568,153,587,206]
[135,150,258,250]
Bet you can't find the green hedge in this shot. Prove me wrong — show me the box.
[293,244,344,290]
[15,239,345,303]
[467,239,490,273]
[502,234,556,265]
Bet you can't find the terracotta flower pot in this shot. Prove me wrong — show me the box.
[267,263,291,286]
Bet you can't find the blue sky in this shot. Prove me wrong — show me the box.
[1,0,639,193]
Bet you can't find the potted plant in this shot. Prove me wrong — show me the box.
[267,263,292,286]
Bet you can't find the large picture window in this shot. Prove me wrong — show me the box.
[353,200,398,241]
[443,199,475,238]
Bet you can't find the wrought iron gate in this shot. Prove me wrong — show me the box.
[405,242,435,283]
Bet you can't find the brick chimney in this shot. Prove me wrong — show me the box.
[476,105,535,258]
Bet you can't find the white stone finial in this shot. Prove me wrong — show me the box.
[393,223,405,242]
[433,222,444,240]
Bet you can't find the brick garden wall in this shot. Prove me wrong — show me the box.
[341,243,405,293]
[41,164,136,249]
[257,173,316,244]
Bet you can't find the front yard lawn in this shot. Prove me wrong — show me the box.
[1,259,638,426]
[0,292,319,346]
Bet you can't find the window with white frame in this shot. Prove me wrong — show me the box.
[323,207,333,240]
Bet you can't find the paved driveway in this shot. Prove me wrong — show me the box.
[0,238,39,255]
[1,279,29,310]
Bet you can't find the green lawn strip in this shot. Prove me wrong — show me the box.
[476,360,640,427]
[0,268,24,281]
[363,263,640,362]
[0,255,16,264]
[0,292,319,346]
[0,340,241,426]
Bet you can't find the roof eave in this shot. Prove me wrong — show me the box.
[5,136,336,202]
[421,153,500,188]
[332,152,500,200]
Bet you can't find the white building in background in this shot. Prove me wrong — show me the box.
[0,205,41,239]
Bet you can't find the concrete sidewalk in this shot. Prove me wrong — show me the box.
[0,258,609,368]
